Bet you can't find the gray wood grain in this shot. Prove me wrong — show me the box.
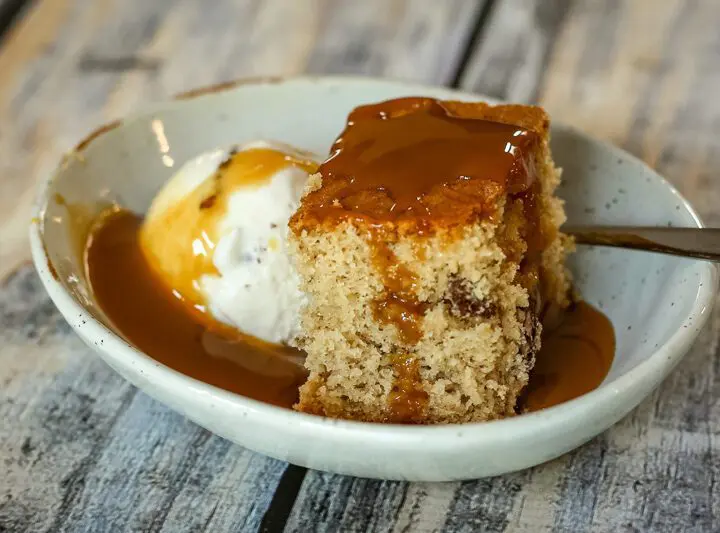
[459,0,571,103]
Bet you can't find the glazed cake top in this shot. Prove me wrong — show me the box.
[291,97,549,232]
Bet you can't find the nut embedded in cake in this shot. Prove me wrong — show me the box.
[289,96,571,424]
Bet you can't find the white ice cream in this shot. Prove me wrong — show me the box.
[141,141,316,344]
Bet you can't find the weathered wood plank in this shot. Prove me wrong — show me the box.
[459,0,571,103]
[0,1,483,532]
[303,0,481,83]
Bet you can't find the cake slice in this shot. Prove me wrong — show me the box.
[288,97,571,424]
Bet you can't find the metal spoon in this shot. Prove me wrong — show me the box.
[563,226,720,262]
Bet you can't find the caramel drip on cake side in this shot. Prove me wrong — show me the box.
[500,179,548,295]
[366,230,430,421]
[388,355,428,423]
[369,234,426,344]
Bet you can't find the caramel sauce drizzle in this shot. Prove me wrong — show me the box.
[368,236,426,345]
[388,355,429,423]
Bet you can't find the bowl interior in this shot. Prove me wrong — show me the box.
[38,78,711,400]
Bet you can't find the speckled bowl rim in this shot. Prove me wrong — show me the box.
[29,75,718,446]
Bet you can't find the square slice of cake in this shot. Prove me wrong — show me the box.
[288,97,571,424]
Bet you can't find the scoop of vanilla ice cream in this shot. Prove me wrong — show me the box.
[141,141,316,344]
[199,154,309,342]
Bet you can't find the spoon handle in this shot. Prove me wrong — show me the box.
[563,226,720,262]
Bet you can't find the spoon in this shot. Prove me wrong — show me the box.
[564,226,720,261]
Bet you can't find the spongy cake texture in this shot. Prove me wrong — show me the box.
[289,100,570,424]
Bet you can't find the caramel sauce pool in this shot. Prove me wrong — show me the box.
[86,210,615,416]
[523,301,615,412]
[86,210,307,408]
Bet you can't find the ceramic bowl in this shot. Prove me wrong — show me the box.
[30,77,717,481]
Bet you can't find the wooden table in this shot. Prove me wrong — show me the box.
[1,1,719,531]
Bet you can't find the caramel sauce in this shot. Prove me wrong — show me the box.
[296,97,538,226]
[86,210,307,408]
[140,147,316,316]
[369,237,426,344]
[523,301,615,412]
[374,295,427,345]
[388,355,429,422]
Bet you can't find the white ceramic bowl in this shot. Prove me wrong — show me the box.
[30,77,717,481]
